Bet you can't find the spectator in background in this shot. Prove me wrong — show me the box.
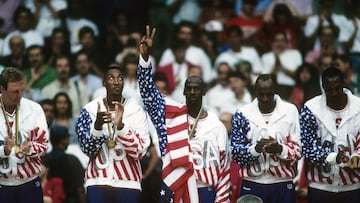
[300,67,360,203]
[121,53,143,104]
[206,62,235,115]
[39,163,66,203]
[0,35,26,70]
[234,0,271,17]
[159,21,214,84]
[106,9,131,60]
[40,98,55,128]
[44,125,85,203]
[76,26,107,76]
[65,0,99,53]
[115,31,157,70]
[303,0,348,52]
[153,72,170,96]
[41,55,89,117]
[44,27,71,67]
[199,0,234,30]
[226,0,267,54]
[24,0,67,38]
[71,51,103,100]
[226,71,252,113]
[1,6,44,56]
[169,0,201,25]
[215,26,263,80]
[263,1,301,49]
[261,31,302,100]
[0,0,22,37]
[340,0,360,92]
[317,53,335,74]
[234,60,255,96]
[23,45,57,102]
[290,63,321,111]
[51,92,77,144]
[305,26,342,64]
[198,0,234,62]
[157,39,193,95]
[334,54,357,94]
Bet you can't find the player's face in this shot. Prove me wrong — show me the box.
[323,76,344,100]
[256,80,275,112]
[183,77,204,105]
[104,69,124,96]
[1,80,25,106]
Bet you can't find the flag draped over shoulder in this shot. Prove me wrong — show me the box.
[159,98,199,203]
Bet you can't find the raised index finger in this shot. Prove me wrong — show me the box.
[150,27,156,40]
[146,25,150,39]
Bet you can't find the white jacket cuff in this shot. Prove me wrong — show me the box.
[93,128,103,137]
[250,145,261,157]
[278,144,288,159]
[326,152,338,165]
[139,55,151,68]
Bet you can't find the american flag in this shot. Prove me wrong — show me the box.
[158,99,199,203]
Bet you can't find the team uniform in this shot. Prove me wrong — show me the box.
[76,97,150,203]
[231,95,301,203]
[300,89,360,203]
[138,56,231,203]
[0,97,49,203]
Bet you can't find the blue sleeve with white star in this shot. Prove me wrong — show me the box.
[300,105,331,166]
[231,111,259,166]
[76,108,107,157]
[137,63,167,157]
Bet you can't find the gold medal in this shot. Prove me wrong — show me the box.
[13,145,21,154]
[107,140,116,149]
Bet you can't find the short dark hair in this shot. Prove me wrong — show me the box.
[227,71,247,81]
[0,67,25,90]
[255,74,277,88]
[26,45,44,57]
[13,6,33,26]
[272,31,288,42]
[184,76,205,90]
[39,98,54,107]
[335,54,351,66]
[79,26,95,40]
[50,125,69,146]
[104,62,123,79]
[321,66,344,85]
[226,26,243,38]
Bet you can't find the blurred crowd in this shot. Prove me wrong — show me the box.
[1,0,360,203]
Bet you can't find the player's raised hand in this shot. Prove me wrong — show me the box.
[113,98,125,130]
[94,101,111,130]
[139,25,156,61]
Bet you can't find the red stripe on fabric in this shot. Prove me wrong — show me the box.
[167,139,189,151]
[26,159,36,174]
[339,169,348,185]
[120,161,130,180]
[167,122,188,135]
[114,162,122,179]
[168,169,194,191]
[165,105,187,118]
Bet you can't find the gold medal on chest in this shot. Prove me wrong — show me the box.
[14,145,21,154]
[107,140,116,149]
